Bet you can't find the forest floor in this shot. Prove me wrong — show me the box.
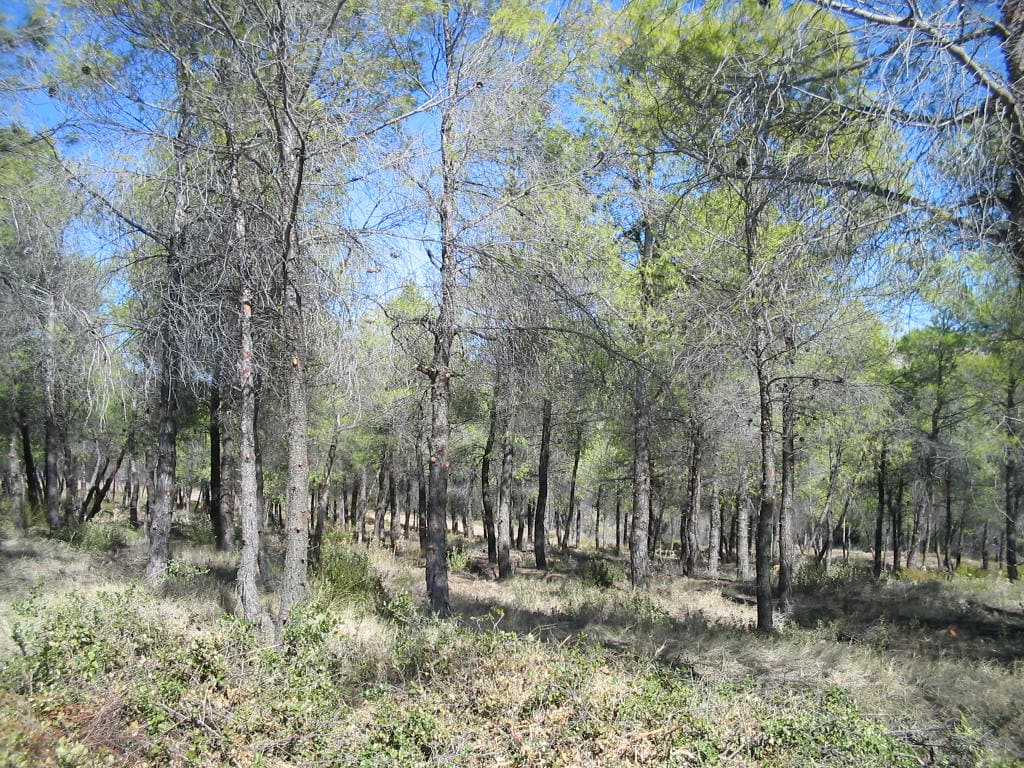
[1,515,1023,767]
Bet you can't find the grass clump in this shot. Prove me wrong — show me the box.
[59,522,129,552]
[446,533,470,572]
[318,532,388,611]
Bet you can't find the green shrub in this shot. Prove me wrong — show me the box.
[581,556,622,588]
[173,516,215,545]
[318,534,387,610]
[64,522,127,552]
[446,533,470,572]
[793,561,867,591]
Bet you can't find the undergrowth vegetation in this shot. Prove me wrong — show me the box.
[0,530,1021,767]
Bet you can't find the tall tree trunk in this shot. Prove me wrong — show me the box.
[43,293,61,530]
[19,419,41,515]
[982,519,990,570]
[630,381,652,588]
[891,475,904,573]
[614,483,621,556]
[147,57,193,587]
[403,475,412,539]
[481,393,498,562]
[736,467,751,581]
[62,437,78,529]
[254,392,273,587]
[594,485,602,551]
[755,357,776,632]
[534,398,552,570]
[707,478,721,579]
[357,466,369,543]
[373,455,388,543]
[778,353,796,612]
[1005,378,1019,581]
[942,465,954,571]
[237,269,269,628]
[388,469,400,550]
[680,426,702,576]
[563,427,582,550]
[874,443,887,579]
[209,383,233,551]
[496,414,514,580]
[274,1,313,629]
[7,434,26,530]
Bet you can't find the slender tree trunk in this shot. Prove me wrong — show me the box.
[594,485,602,551]
[778,359,796,612]
[614,483,622,556]
[680,426,702,576]
[146,57,193,587]
[496,414,514,580]
[874,444,886,579]
[708,478,721,579]
[310,442,336,566]
[630,381,652,588]
[253,392,274,586]
[534,398,552,570]
[237,269,269,627]
[42,294,61,530]
[942,465,954,571]
[7,434,26,530]
[62,438,78,529]
[403,475,412,539]
[357,466,369,543]
[736,467,751,581]
[563,427,582,550]
[481,393,498,562]
[755,357,776,632]
[982,519,990,570]
[19,419,41,515]
[388,467,399,550]
[373,455,388,543]
[1005,378,1019,581]
[891,475,904,573]
[209,384,222,547]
